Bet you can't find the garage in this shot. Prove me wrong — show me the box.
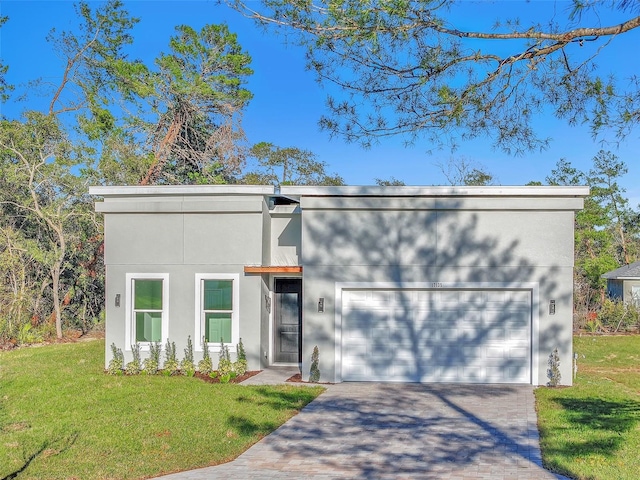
[341,287,532,383]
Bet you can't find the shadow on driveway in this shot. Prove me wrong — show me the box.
[156,383,569,479]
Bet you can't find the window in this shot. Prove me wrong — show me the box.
[195,274,239,351]
[134,279,163,342]
[125,273,169,350]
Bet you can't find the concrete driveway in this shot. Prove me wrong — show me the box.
[156,383,567,479]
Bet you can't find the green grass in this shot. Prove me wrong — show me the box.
[536,335,640,480]
[0,340,323,479]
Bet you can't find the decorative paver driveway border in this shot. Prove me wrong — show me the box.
[155,383,568,479]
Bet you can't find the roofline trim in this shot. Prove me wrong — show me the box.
[279,185,590,197]
[89,185,591,198]
[89,185,275,196]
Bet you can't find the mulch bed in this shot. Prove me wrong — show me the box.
[286,373,303,383]
[195,370,261,384]
[286,373,333,385]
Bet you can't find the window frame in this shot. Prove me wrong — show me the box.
[195,273,240,352]
[125,273,169,351]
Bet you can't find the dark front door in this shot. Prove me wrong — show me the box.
[274,279,302,364]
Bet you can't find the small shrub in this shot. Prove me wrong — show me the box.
[163,339,179,375]
[197,337,213,375]
[125,343,142,375]
[0,316,18,344]
[143,342,161,375]
[237,337,246,362]
[217,339,233,376]
[547,348,561,387]
[180,336,196,377]
[107,343,124,375]
[596,299,640,332]
[17,323,44,345]
[233,338,248,376]
[584,318,602,334]
[309,345,320,383]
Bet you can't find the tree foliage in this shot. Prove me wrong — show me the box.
[436,156,495,186]
[241,142,344,186]
[0,0,332,345]
[42,2,254,186]
[0,113,102,340]
[546,151,639,318]
[0,15,12,102]
[375,176,405,186]
[136,24,254,185]
[44,0,142,124]
[228,0,640,152]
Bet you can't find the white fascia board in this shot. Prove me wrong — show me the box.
[280,185,590,197]
[89,185,275,197]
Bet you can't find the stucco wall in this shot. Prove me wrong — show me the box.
[99,193,268,370]
[269,205,301,266]
[296,194,580,385]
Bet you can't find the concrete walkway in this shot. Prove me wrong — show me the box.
[155,381,568,479]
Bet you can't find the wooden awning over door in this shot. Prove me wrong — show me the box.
[243,266,302,274]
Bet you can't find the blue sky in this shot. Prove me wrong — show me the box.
[1,0,639,204]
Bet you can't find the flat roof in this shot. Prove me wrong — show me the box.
[89,185,276,196]
[89,185,590,198]
[279,185,590,197]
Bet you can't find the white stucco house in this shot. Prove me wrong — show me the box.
[90,185,588,385]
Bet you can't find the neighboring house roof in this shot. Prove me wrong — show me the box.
[602,261,640,279]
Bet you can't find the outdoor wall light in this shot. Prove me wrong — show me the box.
[115,294,121,307]
[318,297,324,313]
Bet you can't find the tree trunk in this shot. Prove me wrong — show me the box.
[51,262,63,339]
[140,118,182,185]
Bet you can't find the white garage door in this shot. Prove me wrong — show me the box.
[341,289,531,383]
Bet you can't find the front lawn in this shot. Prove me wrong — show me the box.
[536,335,640,480]
[0,339,323,479]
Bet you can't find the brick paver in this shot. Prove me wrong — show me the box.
[154,383,568,479]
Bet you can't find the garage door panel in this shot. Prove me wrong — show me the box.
[509,290,532,304]
[436,290,460,305]
[462,366,485,380]
[369,291,391,303]
[437,328,459,341]
[485,346,507,359]
[485,329,507,341]
[342,288,531,383]
[439,367,463,381]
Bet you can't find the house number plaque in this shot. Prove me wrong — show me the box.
[431,282,443,288]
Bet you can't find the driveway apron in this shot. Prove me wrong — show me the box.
[155,383,566,479]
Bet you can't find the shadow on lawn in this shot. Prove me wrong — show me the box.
[1,433,78,480]
[226,415,280,438]
[548,397,640,458]
[228,385,322,437]
[235,385,321,409]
